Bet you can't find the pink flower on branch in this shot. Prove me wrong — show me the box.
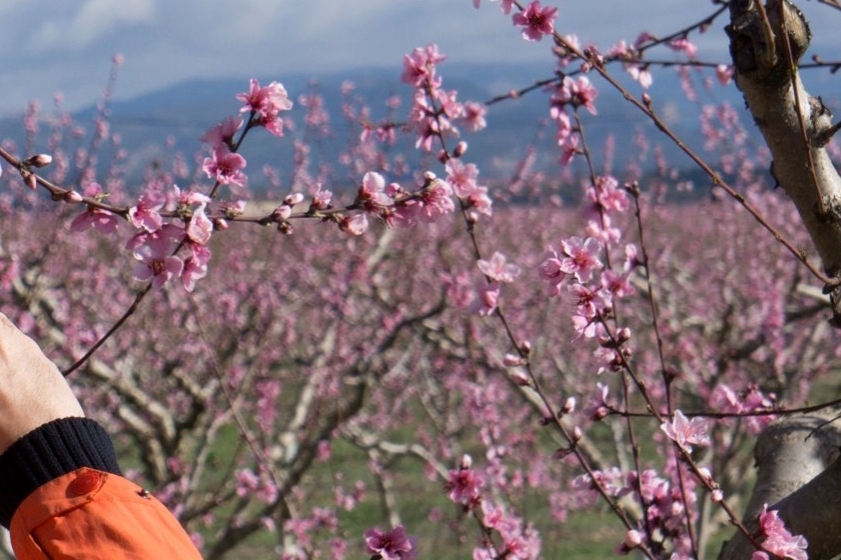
[477,252,521,283]
[70,205,120,234]
[660,410,710,452]
[512,1,558,42]
[363,525,418,560]
[459,101,487,132]
[236,79,293,137]
[69,182,120,234]
[754,505,808,560]
[400,44,446,87]
[445,455,483,506]
[128,225,185,289]
[128,191,165,232]
[182,243,210,292]
[557,76,599,115]
[539,247,565,296]
[338,213,369,236]
[200,115,243,150]
[356,171,396,224]
[202,146,247,188]
[559,236,603,282]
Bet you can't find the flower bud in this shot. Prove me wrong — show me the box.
[25,154,53,168]
[273,205,292,221]
[624,530,642,549]
[503,353,526,367]
[509,369,531,386]
[284,193,304,206]
[561,396,576,415]
[64,190,83,203]
[453,141,467,158]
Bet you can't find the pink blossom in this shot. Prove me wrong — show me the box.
[539,247,566,296]
[475,281,501,316]
[415,177,455,220]
[559,76,598,115]
[182,243,211,292]
[187,205,213,245]
[128,191,165,232]
[559,134,580,166]
[584,382,611,420]
[445,159,480,198]
[338,213,368,236]
[234,468,279,505]
[465,185,493,218]
[624,244,641,271]
[357,171,395,222]
[512,1,559,42]
[716,64,734,85]
[756,505,808,560]
[201,115,243,149]
[660,410,710,452]
[568,283,604,318]
[599,270,634,301]
[70,206,120,234]
[668,37,698,58]
[237,79,293,138]
[436,88,463,119]
[445,462,483,506]
[128,226,184,289]
[586,175,629,216]
[571,313,600,339]
[363,526,418,560]
[202,146,247,188]
[400,44,446,87]
[459,101,487,132]
[70,182,120,234]
[310,186,333,212]
[559,236,603,282]
[477,252,521,283]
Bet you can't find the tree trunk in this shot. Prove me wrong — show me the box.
[719,2,841,558]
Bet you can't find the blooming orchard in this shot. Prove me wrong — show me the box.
[1,1,840,559]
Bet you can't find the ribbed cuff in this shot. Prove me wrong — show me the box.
[0,417,121,528]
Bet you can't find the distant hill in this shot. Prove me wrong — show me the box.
[1,61,752,198]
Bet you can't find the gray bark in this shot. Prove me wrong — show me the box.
[719,1,841,558]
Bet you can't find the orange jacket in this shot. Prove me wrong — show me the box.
[10,468,203,559]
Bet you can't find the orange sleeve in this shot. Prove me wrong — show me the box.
[10,468,203,560]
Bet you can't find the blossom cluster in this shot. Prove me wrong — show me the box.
[474,0,559,43]
[549,75,598,166]
[539,175,636,348]
[445,455,541,559]
[400,44,492,221]
[566,461,707,558]
[752,505,808,560]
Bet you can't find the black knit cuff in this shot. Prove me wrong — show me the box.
[0,417,121,528]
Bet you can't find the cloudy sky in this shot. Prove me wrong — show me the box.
[0,0,838,116]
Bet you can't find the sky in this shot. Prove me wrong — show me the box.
[0,0,838,116]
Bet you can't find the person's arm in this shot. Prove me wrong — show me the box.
[0,314,203,559]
